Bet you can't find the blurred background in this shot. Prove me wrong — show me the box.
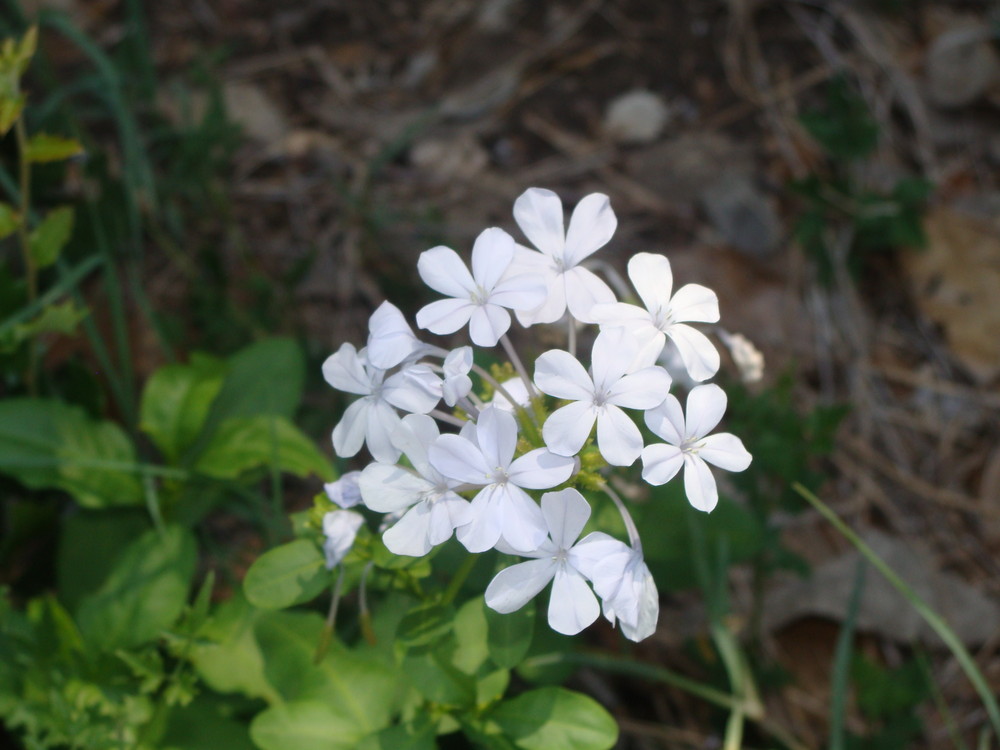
[1,0,999,748]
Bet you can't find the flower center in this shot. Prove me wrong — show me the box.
[681,437,705,454]
[490,466,510,485]
[652,305,674,332]
[469,285,490,305]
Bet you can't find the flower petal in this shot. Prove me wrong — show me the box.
[415,297,474,336]
[513,187,565,259]
[485,558,556,614]
[563,266,616,323]
[332,398,370,457]
[667,323,720,382]
[683,454,718,512]
[322,343,373,396]
[359,463,432,512]
[641,442,684,485]
[475,406,518,471]
[381,504,435,557]
[595,405,643,467]
[564,193,617,266]
[366,302,424,369]
[541,488,591,550]
[468,304,511,347]
[509,448,575,490]
[590,327,635,391]
[392,413,439,475]
[644,394,685,444]
[542,400,597,457]
[698,433,752,472]
[365,400,403,463]
[430,433,490,484]
[499,485,549,553]
[456,486,504,553]
[383,368,441,414]
[670,283,720,323]
[470,227,515,291]
[417,245,475,298]
[490,274,548,311]
[607,366,672,409]
[548,567,601,635]
[322,510,365,569]
[534,350,594,401]
[627,253,674,315]
[685,383,727,439]
[427,495,473,545]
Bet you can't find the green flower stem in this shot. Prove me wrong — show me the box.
[499,334,538,401]
[14,117,37,395]
[441,553,478,606]
[793,482,1000,741]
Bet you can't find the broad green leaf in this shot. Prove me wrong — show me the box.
[250,701,362,750]
[0,398,142,508]
[243,539,329,610]
[140,354,225,463]
[24,133,84,163]
[188,595,280,703]
[161,695,256,750]
[13,300,88,341]
[195,415,333,481]
[402,647,477,707]
[396,602,456,649]
[357,719,438,750]
[203,337,305,425]
[452,598,490,672]
[253,610,397,732]
[0,95,25,137]
[486,598,535,669]
[490,687,618,750]
[76,525,196,651]
[0,202,18,240]
[28,206,74,269]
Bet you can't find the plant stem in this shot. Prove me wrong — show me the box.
[600,481,641,550]
[441,553,478,605]
[15,117,38,395]
[500,333,538,400]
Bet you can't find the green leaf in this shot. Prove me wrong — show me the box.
[161,694,256,750]
[486,598,535,669]
[253,610,397,731]
[402,646,477,707]
[243,539,329,610]
[357,719,438,750]
[202,337,305,425]
[396,602,456,649]
[250,701,364,750]
[489,687,618,750]
[0,95,25,137]
[76,524,197,651]
[800,77,879,161]
[23,133,84,163]
[0,398,142,508]
[188,595,280,703]
[13,300,88,341]
[140,354,225,463]
[28,206,74,269]
[0,202,19,240]
[195,415,333,480]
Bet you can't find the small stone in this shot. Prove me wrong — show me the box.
[411,135,489,181]
[603,90,672,145]
[699,174,782,258]
[925,22,1000,109]
[223,83,288,144]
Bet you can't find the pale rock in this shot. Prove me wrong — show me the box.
[410,135,489,181]
[604,90,672,145]
[223,83,288,144]
[700,173,782,257]
[925,22,1000,109]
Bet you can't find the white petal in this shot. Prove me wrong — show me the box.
[569,532,633,597]
[324,470,362,509]
[429,434,491,484]
[670,283,720,323]
[442,373,472,407]
[541,488,591,549]
[444,346,473,377]
[498,485,548,552]
[427,495,473,545]
[542,400,597,457]
[513,187,565,259]
[471,227,515,290]
[489,274,548,311]
[490,377,531,412]
[392,413,439,475]
[366,302,423,369]
[617,561,659,642]
[683,454,718,512]
[533,350,594,401]
[607,366,672,409]
[667,324,720,382]
[417,245,475,298]
[563,193,616,266]
[415,298,474,336]
[485,558,556,614]
[548,567,600,635]
[332,398,370,457]
[563,266,616,323]
[322,343,373,396]
[589,327,635,391]
[644,394,685,444]
[457,485,505,552]
[627,253,674,315]
[468,304,511,347]
[359,463,431,512]
[516,271,566,326]
[508,448,575,489]
[641,442,684,486]
[383,368,441,414]
[698,433,752,472]
[595,405,643,467]
[685,383,727,439]
[322,510,364,569]
[381,504,435,557]
[591,301,650,328]
[475,406,518,470]
[365,401,403,463]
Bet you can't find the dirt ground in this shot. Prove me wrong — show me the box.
[43,0,1000,746]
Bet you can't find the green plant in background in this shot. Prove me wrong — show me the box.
[792,76,932,282]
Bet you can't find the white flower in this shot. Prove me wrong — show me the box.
[534,327,672,466]
[366,301,430,370]
[485,489,601,636]
[510,188,617,325]
[718,330,764,383]
[591,253,720,381]
[415,228,546,347]
[324,470,362,509]
[321,510,365,570]
[442,347,473,407]
[571,535,659,641]
[359,415,472,556]
[641,383,752,512]
[322,343,441,463]
[489,377,531,412]
[429,406,576,553]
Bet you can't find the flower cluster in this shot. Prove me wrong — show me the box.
[321,187,752,642]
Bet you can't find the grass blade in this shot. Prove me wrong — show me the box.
[829,559,866,750]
